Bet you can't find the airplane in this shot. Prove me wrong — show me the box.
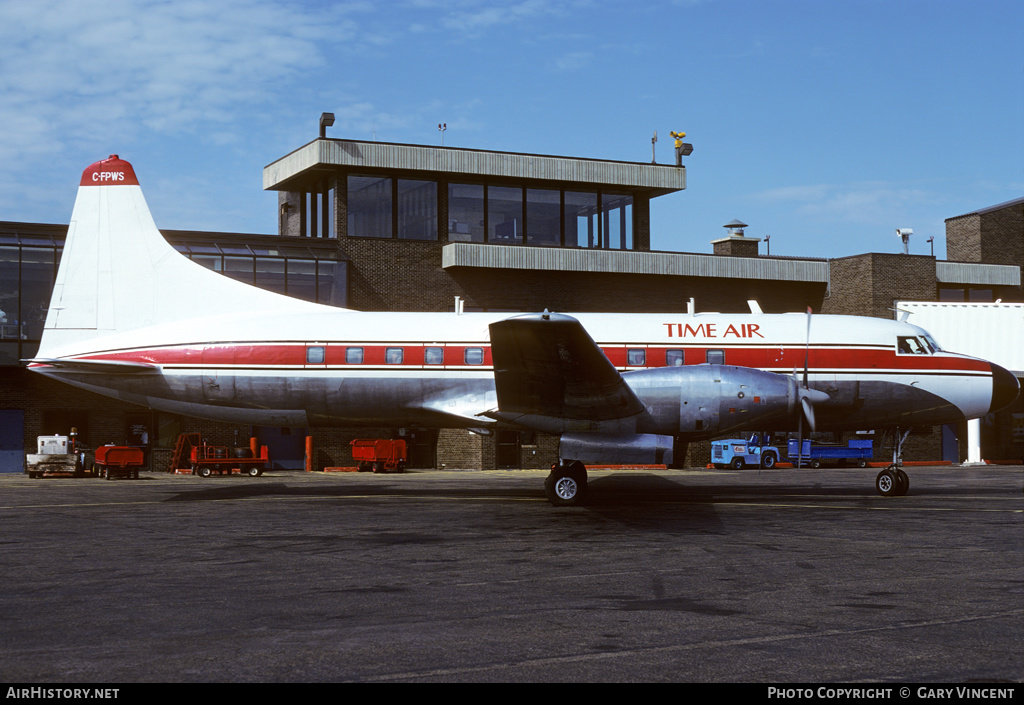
[27,155,1020,505]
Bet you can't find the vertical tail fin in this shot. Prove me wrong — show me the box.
[39,155,324,357]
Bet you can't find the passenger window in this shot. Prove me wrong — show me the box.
[424,347,444,365]
[465,347,484,365]
[627,348,646,366]
[345,347,364,364]
[306,346,325,364]
[666,349,684,366]
[706,349,725,365]
[385,347,404,364]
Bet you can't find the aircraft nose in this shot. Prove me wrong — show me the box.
[989,363,1020,413]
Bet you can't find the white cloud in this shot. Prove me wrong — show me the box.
[752,181,936,226]
[436,0,585,35]
[554,51,593,72]
[0,0,362,161]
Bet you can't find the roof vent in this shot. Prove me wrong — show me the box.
[724,219,748,236]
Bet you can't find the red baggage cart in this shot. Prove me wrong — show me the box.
[94,445,145,480]
[350,439,407,473]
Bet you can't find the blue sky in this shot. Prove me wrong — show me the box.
[1,0,1021,260]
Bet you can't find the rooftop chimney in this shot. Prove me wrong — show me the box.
[712,219,761,257]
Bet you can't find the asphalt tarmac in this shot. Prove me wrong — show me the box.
[0,465,1021,683]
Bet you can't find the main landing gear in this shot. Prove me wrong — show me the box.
[875,428,911,497]
[875,466,909,497]
[545,460,588,506]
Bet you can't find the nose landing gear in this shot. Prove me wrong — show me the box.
[876,428,911,496]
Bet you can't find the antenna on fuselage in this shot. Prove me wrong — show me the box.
[891,305,912,322]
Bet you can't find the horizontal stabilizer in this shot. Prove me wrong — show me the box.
[488,312,644,421]
[25,358,161,375]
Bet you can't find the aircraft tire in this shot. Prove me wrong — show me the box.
[875,468,900,497]
[896,469,910,496]
[545,461,588,507]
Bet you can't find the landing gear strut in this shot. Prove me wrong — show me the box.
[876,428,910,497]
[545,460,588,506]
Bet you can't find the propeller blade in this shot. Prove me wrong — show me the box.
[801,395,816,433]
[803,306,812,389]
[797,408,804,468]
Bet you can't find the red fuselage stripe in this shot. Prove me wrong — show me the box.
[67,343,991,374]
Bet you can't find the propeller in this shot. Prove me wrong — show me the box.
[793,307,824,468]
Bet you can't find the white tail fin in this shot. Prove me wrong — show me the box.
[39,155,328,357]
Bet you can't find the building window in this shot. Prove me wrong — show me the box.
[398,179,438,240]
[938,285,995,302]
[448,183,485,242]
[0,240,60,366]
[565,191,598,248]
[488,186,523,244]
[18,247,55,341]
[666,349,684,366]
[525,189,561,246]
[255,258,286,295]
[602,193,633,250]
[345,347,364,364]
[425,347,444,365]
[224,255,254,284]
[286,259,317,302]
[385,347,404,364]
[348,175,393,238]
[316,260,348,308]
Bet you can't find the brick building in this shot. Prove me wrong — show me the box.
[1,134,1021,472]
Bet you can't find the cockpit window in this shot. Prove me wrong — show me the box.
[922,334,942,352]
[897,336,932,355]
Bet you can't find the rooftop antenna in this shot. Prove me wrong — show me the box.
[896,228,912,255]
[438,122,447,146]
[926,236,934,257]
[651,131,658,163]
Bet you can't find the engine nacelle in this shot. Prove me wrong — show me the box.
[623,364,806,438]
[556,365,822,467]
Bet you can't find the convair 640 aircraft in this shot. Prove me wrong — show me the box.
[28,156,1019,505]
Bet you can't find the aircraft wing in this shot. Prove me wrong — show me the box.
[24,358,161,375]
[487,312,644,422]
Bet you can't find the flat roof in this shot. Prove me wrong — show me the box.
[442,242,829,283]
[264,138,687,196]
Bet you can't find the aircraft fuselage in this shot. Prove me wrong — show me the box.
[29,309,1015,436]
